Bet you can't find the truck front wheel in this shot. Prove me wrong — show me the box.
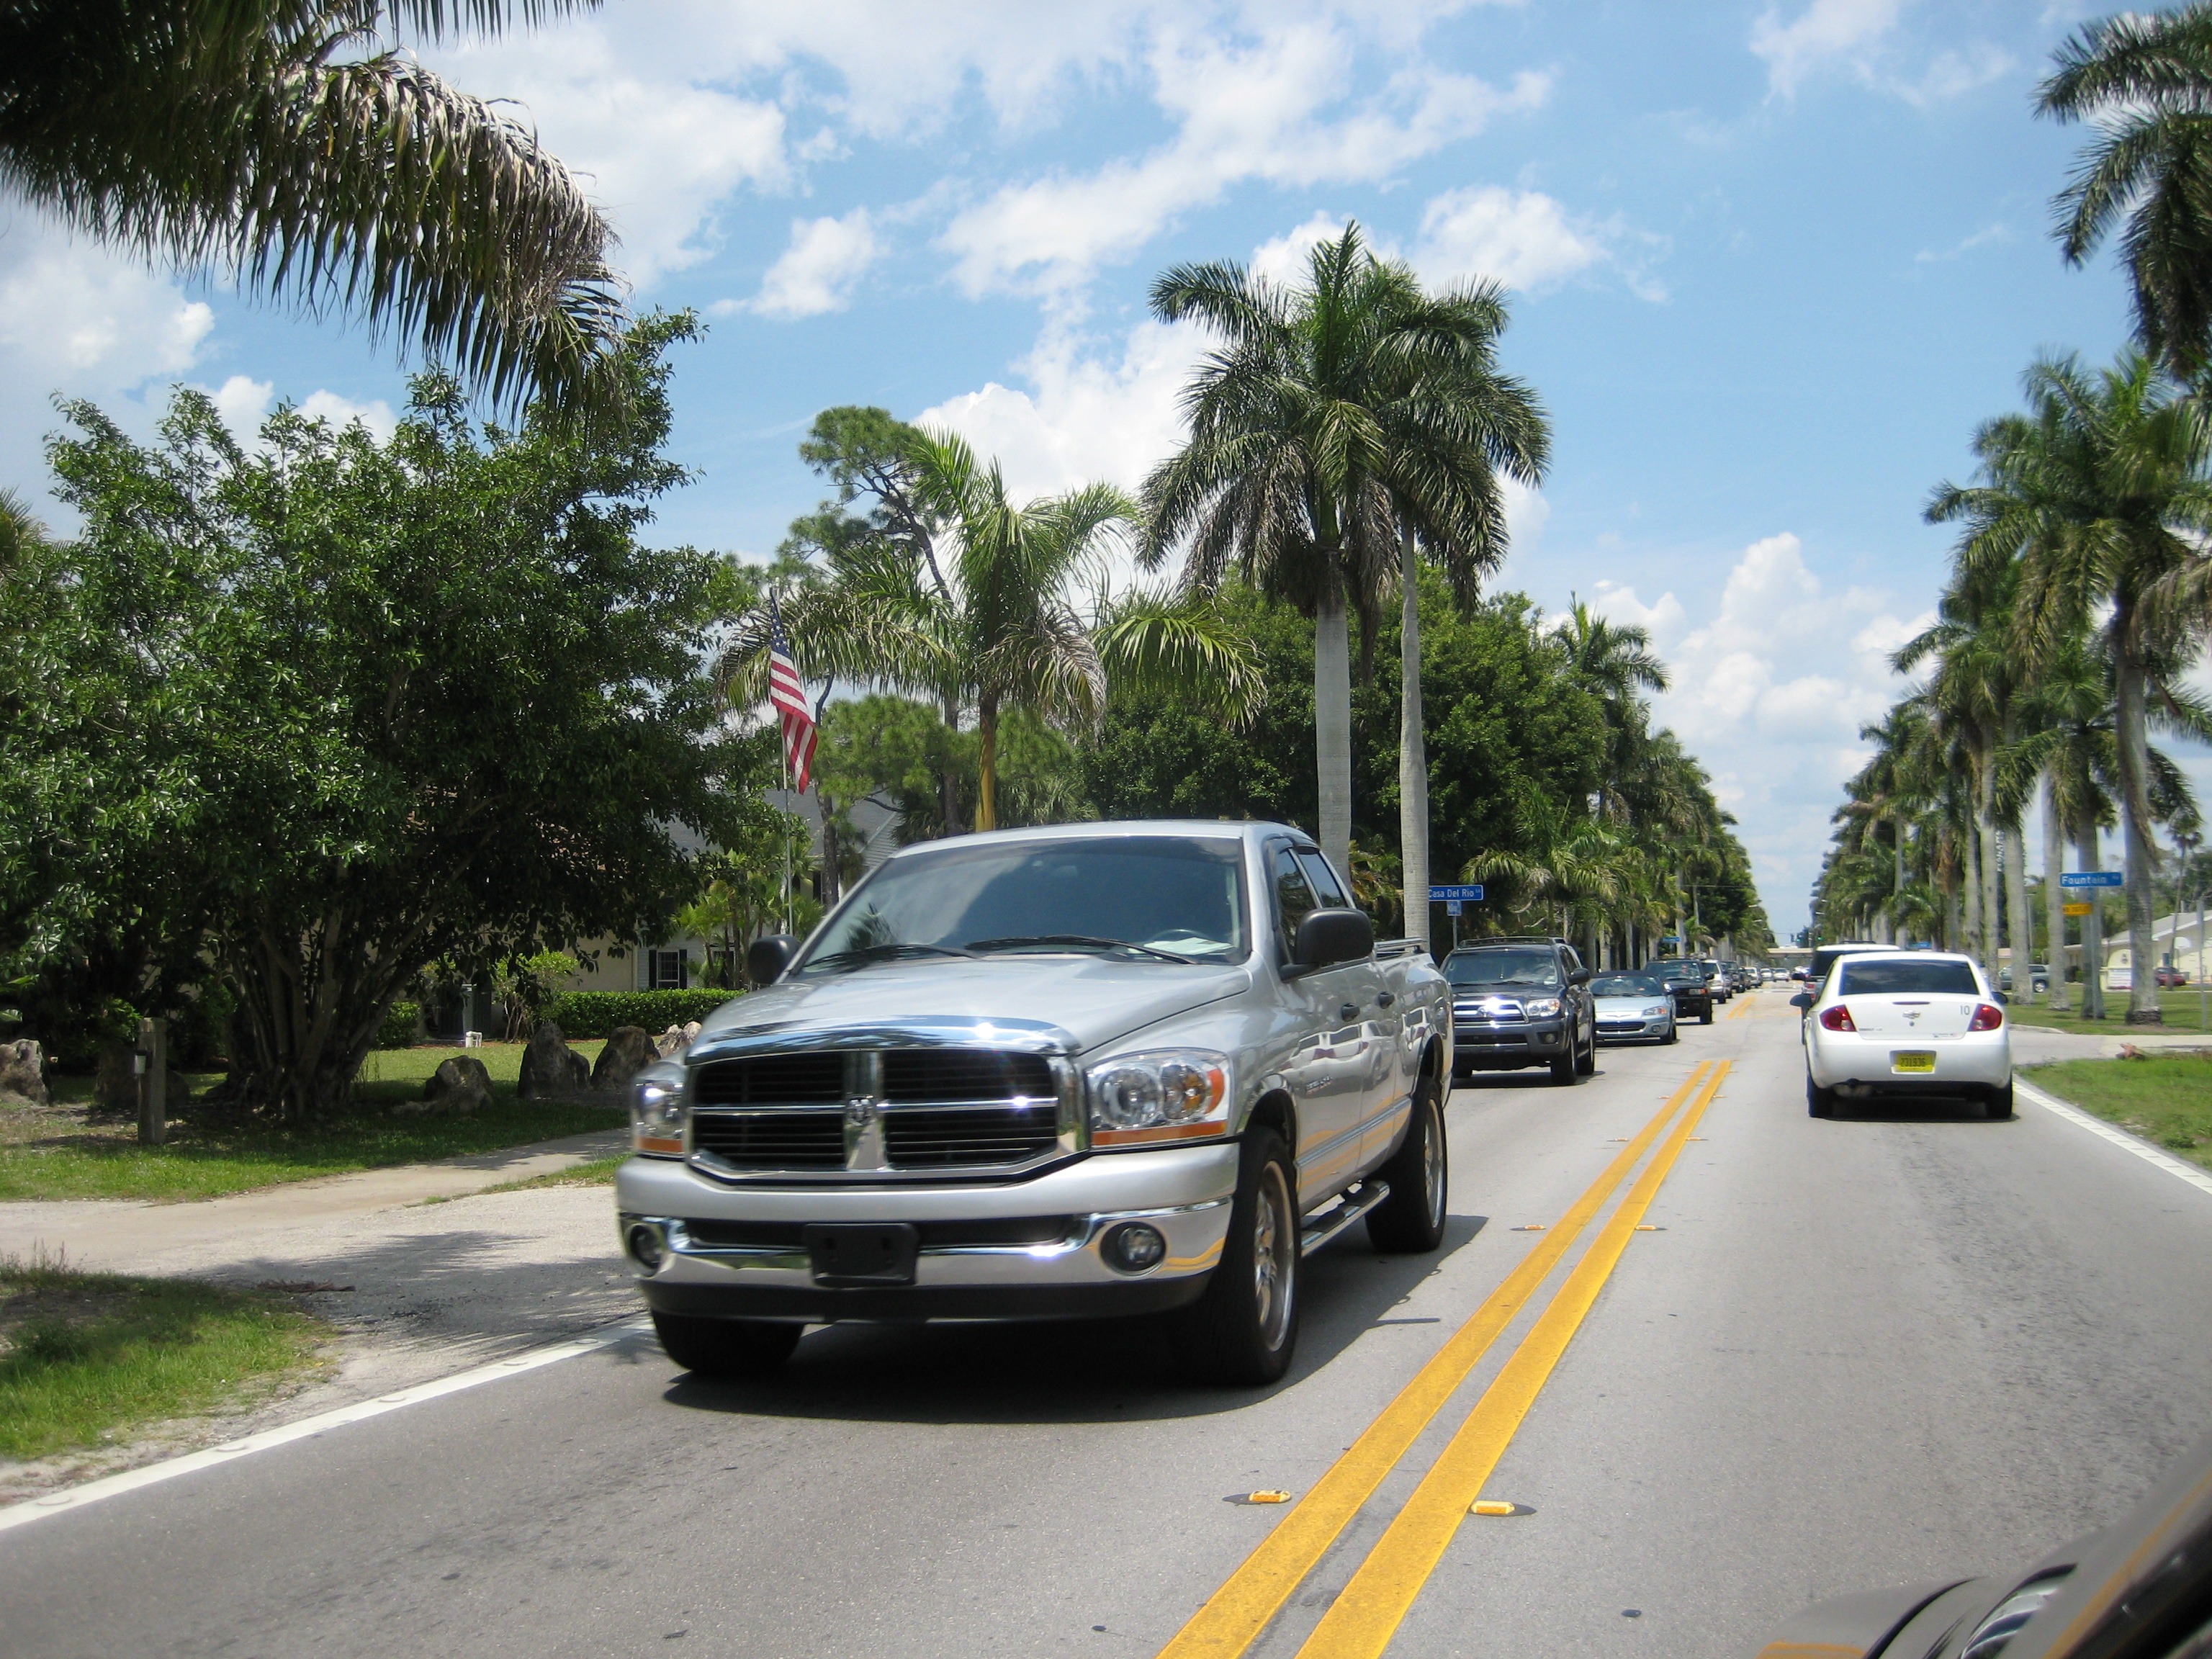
[1367,1074,1448,1253]
[652,1313,802,1378]
[1173,1128,1300,1386]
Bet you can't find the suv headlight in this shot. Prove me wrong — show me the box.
[1087,1050,1232,1148]
[631,1061,688,1156]
[1522,997,1563,1018]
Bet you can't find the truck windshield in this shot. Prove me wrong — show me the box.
[1447,949,1560,989]
[799,836,1249,972]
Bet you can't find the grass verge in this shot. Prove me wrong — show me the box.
[0,1255,328,1465]
[2011,988,2212,1035]
[2022,1053,2212,1170]
[5,1040,621,1202]
[462,1151,629,1200]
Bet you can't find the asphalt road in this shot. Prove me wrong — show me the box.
[7,991,2211,1659]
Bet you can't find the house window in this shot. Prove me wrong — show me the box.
[647,948,690,990]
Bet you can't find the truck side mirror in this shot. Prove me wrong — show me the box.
[747,933,800,986]
[1290,909,1373,975]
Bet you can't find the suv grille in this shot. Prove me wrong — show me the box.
[882,1048,1059,1169]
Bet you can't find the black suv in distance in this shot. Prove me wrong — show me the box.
[1644,959,1715,1024]
[1444,938,1597,1086]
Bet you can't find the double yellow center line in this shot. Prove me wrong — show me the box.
[1157,1058,1731,1659]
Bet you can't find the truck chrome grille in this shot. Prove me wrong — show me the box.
[692,1053,844,1107]
[883,1048,1054,1102]
[685,1044,1073,1177]
[691,1110,845,1169]
[884,1103,1061,1168]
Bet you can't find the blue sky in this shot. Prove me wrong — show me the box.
[0,0,2158,931]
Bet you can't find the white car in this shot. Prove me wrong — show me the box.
[1588,969,1678,1046]
[1794,950,2012,1120]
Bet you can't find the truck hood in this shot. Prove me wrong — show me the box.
[690,956,1256,1058]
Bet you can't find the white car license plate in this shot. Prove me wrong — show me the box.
[1890,1051,1937,1074]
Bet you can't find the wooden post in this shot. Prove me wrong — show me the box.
[137,1015,167,1146]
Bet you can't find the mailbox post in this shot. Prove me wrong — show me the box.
[136,1015,167,1146]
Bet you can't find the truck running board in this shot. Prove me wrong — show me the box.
[1300,1180,1390,1256]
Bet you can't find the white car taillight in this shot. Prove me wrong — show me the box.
[1969,1002,2005,1032]
[1818,1004,1856,1033]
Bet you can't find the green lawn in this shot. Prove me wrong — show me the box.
[0,1256,328,1463]
[2010,987,2212,1036]
[4,1041,624,1202]
[2023,1053,2212,1170]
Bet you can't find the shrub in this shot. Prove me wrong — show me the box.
[376,1001,421,1049]
[540,989,736,1040]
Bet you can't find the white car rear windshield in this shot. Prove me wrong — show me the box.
[1838,959,1979,996]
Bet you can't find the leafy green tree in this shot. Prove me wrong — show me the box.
[2040,4,2212,377]
[5,315,746,1117]
[1142,223,1548,886]
[0,0,625,411]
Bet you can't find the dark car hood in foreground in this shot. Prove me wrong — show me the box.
[1754,1421,2212,1658]
[689,955,1255,1058]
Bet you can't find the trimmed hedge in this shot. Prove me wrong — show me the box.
[541,989,736,1040]
[376,1000,421,1050]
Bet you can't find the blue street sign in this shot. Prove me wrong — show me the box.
[1429,884,1485,903]
[2060,871,2124,889]
[1444,900,1463,917]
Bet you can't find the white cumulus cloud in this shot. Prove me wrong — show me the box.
[747,210,881,318]
[1413,186,1606,293]
[1749,0,2012,104]
[204,374,398,444]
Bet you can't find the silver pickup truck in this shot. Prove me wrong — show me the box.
[615,820,1454,1385]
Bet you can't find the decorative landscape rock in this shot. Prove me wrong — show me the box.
[0,1038,48,1107]
[403,1054,493,1115]
[517,1022,590,1100]
[593,1025,658,1093]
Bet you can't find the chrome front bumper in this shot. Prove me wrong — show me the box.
[615,1142,1239,1322]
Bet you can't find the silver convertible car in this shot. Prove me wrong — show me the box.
[1589,969,1678,1046]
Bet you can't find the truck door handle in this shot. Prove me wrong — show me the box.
[1376,991,1395,1007]
[1339,1002,1359,1022]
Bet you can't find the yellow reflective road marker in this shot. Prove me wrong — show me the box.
[1154,1062,1712,1659]
[1292,1061,1730,1659]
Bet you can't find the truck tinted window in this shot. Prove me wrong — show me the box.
[1838,959,1979,996]
[803,836,1249,968]
[1294,848,1349,910]
[1271,844,1319,958]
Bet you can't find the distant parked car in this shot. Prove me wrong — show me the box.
[2157,966,2190,988]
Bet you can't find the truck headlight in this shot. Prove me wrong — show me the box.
[631,1062,688,1156]
[1523,997,1563,1018]
[1087,1050,1232,1148]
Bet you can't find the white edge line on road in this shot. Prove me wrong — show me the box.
[0,1315,651,1536]
[2015,1076,2212,1200]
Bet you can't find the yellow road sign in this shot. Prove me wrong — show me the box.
[2063,902,2093,917]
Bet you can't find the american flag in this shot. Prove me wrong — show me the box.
[766,596,818,793]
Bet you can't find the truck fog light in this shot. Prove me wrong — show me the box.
[626,1220,668,1273]
[1102,1222,1166,1274]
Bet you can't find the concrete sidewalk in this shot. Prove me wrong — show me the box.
[0,1130,642,1502]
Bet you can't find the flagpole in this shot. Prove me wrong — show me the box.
[782,739,792,935]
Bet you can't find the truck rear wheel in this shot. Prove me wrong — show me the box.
[652,1313,802,1378]
[1367,1075,1447,1254]
[1173,1127,1300,1386]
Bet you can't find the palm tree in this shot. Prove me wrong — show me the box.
[1932,351,2212,1021]
[1554,598,1671,824]
[2038,5,2212,377]
[0,1,625,411]
[1143,222,1548,889]
[729,432,1261,832]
